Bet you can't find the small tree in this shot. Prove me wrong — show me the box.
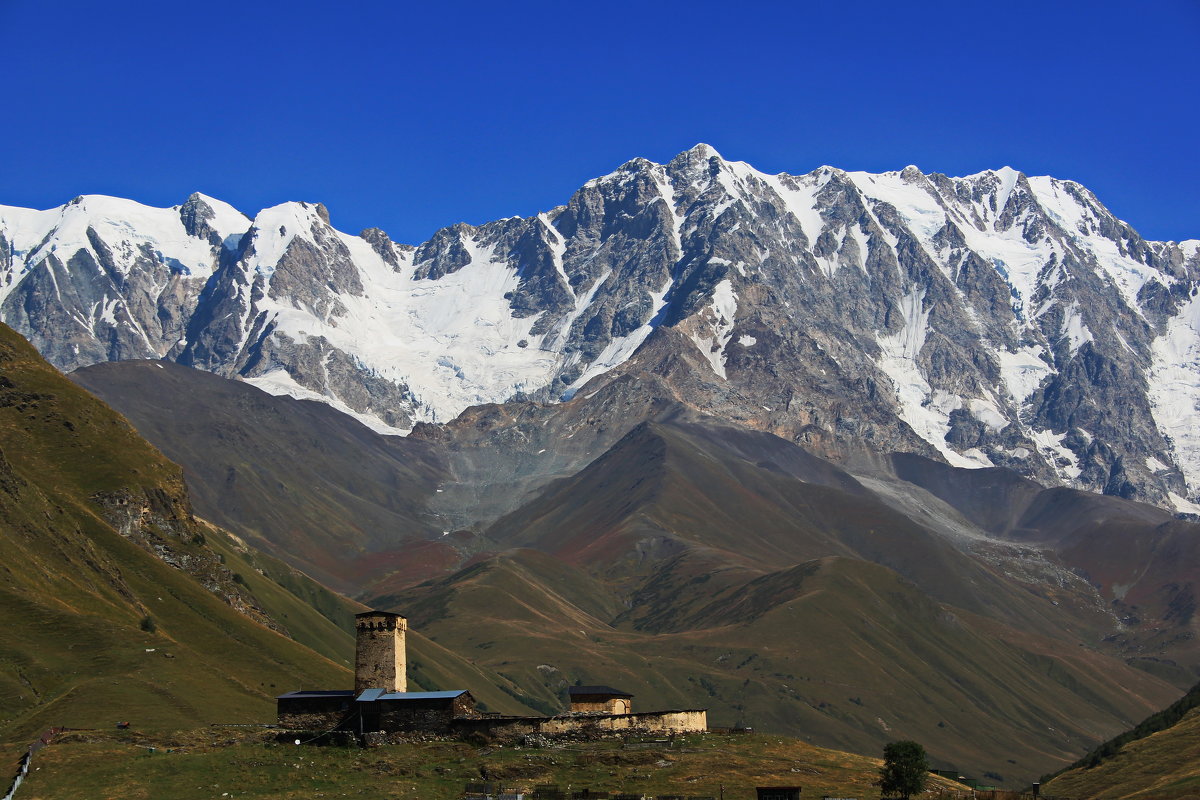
[879,739,929,799]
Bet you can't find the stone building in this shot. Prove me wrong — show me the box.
[568,685,633,714]
[356,688,475,734]
[277,610,477,732]
[276,609,706,739]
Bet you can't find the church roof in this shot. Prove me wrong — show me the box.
[276,690,355,700]
[358,689,470,702]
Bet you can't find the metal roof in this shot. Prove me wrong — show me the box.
[279,688,470,702]
[568,685,634,697]
[276,690,355,700]
[373,690,470,701]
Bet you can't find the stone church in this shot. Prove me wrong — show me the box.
[276,610,707,739]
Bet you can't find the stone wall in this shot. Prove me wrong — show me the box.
[354,612,407,693]
[570,698,632,714]
[277,694,356,730]
[453,709,707,741]
[375,695,477,734]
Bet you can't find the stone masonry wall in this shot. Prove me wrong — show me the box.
[453,709,707,741]
[355,613,407,692]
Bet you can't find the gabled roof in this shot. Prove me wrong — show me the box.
[360,689,471,702]
[355,609,405,619]
[276,690,355,700]
[568,685,634,698]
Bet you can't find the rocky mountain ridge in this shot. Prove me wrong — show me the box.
[3,145,1199,509]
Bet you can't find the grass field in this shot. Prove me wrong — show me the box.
[11,728,971,799]
[1043,706,1200,799]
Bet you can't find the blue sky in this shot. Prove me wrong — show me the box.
[1,1,1197,244]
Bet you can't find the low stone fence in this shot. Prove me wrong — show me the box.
[452,709,708,743]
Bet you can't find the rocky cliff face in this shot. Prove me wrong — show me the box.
[2,146,1198,509]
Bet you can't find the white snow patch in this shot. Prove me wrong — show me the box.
[1168,492,1200,515]
[1031,429,1082,481]
[1148,289,1200,494]
[738,334,757,347]
[875,287,989,468]
[687,278,739,379]
[967,398,1008,431]
[1145,456,1169,472]
[1060,302,1094,353]
[847,169,946,243]
[759,173,826,247]
[538,213,573,299]
[243,202,318,279]
[544,270,612,352]
[96,296,121,326]
[650,165,683,257]
[228,227,565,428]
[564,276,674,397]
[996,346,1051,403]
[1027,177,1163,311]
[993,167,1020,216]
[0,194,251,305]
[242,369,408,435]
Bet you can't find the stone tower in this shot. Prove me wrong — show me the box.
[354,610,407,693]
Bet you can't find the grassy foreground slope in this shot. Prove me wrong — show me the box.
[1043,708,1200,799]
[1044,681,1200,799]
[0,323,354,752]
[17,729,972,800]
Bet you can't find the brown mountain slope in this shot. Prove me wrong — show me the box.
[71,359,448,593]
[889,453,1200,683]
[372,546,1175,786]
[368,420,1180,783]
[483,420,1121,642]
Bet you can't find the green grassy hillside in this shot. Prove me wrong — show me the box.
[1043,680,1200,798]
[0,324,540,764]
[16,729,972,800]
[0,323,352,752]
[1043,707,1200,799]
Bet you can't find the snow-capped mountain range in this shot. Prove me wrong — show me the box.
[2,144,1198,510]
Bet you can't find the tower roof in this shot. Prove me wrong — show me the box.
[355,610,405,618]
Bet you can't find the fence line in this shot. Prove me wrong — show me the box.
[3,728,62,800]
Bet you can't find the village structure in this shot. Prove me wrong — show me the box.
[276,610,708,741]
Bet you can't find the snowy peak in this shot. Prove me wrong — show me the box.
[0,193,248,286]
[669,142,725,167]
[1,148,1198,512]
